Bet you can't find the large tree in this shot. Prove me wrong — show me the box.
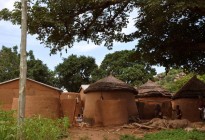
[1,0,205,73]
[27,51,58,86]
[92,50,156,86]
[0,46,56,86]
[55,55,98,92]
[0,46,20,82]
[135,0,205,74]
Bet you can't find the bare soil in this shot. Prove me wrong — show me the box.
[67,126,158,140]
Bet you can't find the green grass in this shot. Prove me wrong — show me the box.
[120,129,205,140]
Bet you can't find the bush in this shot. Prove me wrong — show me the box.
[23,116,70,140]
[0,109,70,140]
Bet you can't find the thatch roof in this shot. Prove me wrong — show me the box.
[84,75,137,94]
[136,80,171,98]
[172,76,205,99]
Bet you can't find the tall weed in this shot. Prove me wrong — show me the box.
[23,116,70,140]
[0,109,70,140]
[0,109,17,140]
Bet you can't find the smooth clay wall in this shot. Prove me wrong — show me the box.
[171,98,205,122]
[12,96,61,119]
[83,91,138,125]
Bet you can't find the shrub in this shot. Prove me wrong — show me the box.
[23,116,70,140]
[0,109,70,140]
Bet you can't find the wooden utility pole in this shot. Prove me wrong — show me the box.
[18,0,27,130]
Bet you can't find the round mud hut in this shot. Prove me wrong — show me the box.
[83,75,138,126]
[136,80,172,120]
[172,76,205,122]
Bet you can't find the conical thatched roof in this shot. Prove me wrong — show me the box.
[84,75,137,94]
[136,80,171,98]
[172,76,205,99]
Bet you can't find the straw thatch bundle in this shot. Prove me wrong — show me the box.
[84,75,137,94]
[136,80,172,119]
[137,80,171,98]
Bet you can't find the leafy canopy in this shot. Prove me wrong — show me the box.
[55,54,98,92]
[0,0,134,53]
[0,46,56,86]
[92,50,156,86]
[1,0,205,73]
[135,0,205,74]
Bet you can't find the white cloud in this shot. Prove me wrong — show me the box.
[0,0,18,10]
[121,9,138,34]
[72,42,101,53]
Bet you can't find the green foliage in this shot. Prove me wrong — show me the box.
[0,0,134,53]
[120,134,138,140]
[141,129,205,140]
[93,50,156,86]
[135,0,205,74]
[27,50,58,86]
[198,74,205,83]
[0,109,17,140]
[0,109,70,140]
[0,46,57,86]
[55,54,98,92]
[23,116,69,140]
[155,69,205,93]
[0,46,20,82]
[1,1,205,73]
[155,69,193,93]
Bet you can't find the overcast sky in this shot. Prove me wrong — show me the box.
[0,0,165,73]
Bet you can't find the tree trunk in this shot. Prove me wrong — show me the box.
[18,0,27,138]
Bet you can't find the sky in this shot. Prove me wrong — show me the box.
[0,0,165,74]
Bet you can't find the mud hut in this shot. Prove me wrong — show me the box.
[172,76,205,122]
[0,78,62,119]
[79,85,89,108]
[136,80,172,119]
[83,75,138,126]
[60,92,83,124]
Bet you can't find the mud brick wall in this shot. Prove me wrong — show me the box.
[12,96,61,119]
[172,98,205,122]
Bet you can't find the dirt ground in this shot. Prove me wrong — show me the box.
[67,126,158,140]
[64,119,205,140]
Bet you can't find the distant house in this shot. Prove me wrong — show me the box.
[136,80,172,119]
[83,75,138,126]
[172,76,205,122]
[0,78,62,119]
